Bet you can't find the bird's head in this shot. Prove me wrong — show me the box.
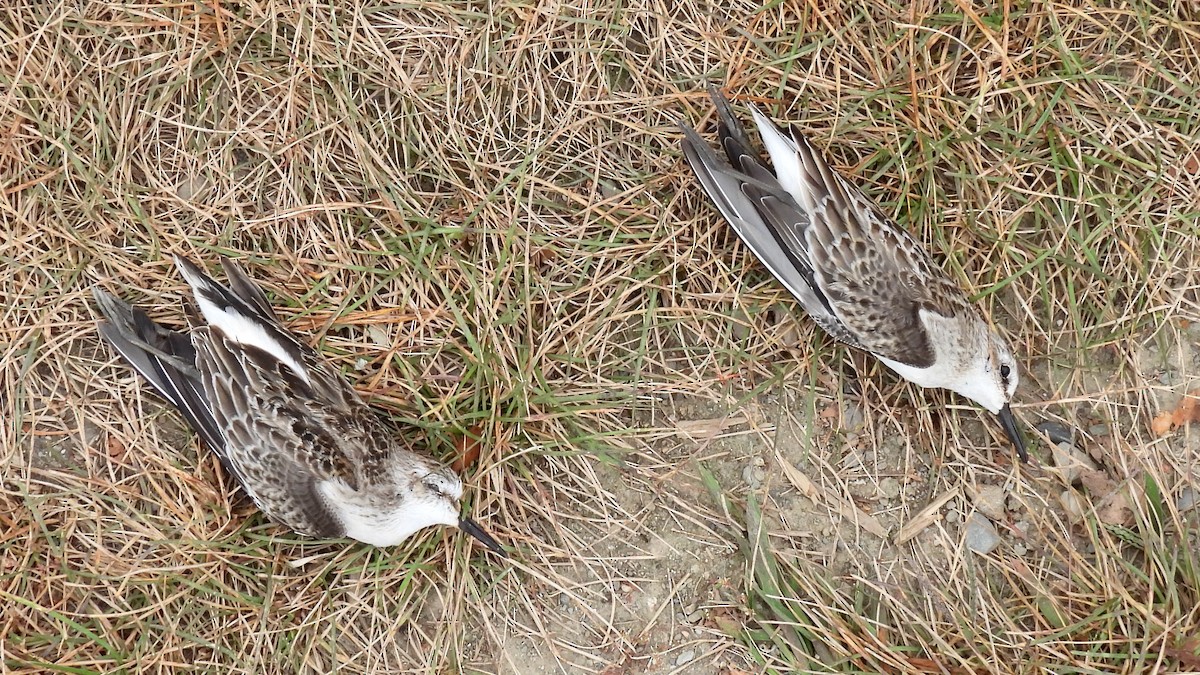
[950,329,1025,460]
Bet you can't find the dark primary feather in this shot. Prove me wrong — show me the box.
[93,288,230,467]
[678,101,857,347]
[220,257,278,322]
[681,89,974,368]
[715,108,843,321]
[709,84,762,167]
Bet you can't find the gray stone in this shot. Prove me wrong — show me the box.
[1052,442,1098,485]
[973,484,1007,520]
[730,307,752,341]
[175,174,209,200]
[842,403,865,431]
[1178,487,1198,513]
[675,649,696,666]
[848,481,875,500]
[878,477,902,499]
[742,460,767,488]
[964,513,1002,555]
[1035,421,1074,445]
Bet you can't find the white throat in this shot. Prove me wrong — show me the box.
[317,480,458,547]
[876,311,1005,414]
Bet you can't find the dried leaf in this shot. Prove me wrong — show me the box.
[1151,413,1176,436]
[1151,390,1200,436]
[674,414,748,439]
[1185,152,1200,175]
[451,424,485,473]
[1079,468,1115,496]
[105,434,126,461]
[1098,490,1134,526]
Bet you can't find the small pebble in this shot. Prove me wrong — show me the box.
[945,510,961,524]
[964,513,1002,555]
[1035,421,1074,445]
[973,484,1007,520]
[1011,542,1028,556]
[878,477,902,499]
[774,305,801,348]
[365,325,390,347]
[848,481,875,499]
[1052,442,1098,485]
[675,649,696,666]
[742,462,767,489]
[1178,487,1198,513]
[1059,490,1085,522]
[730,307,752,341]
[175,174,209,200]
[1087,423,1109,437]
[843,403,865,431]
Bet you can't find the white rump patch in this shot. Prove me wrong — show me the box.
[193,294,311,385]
[749,107,808,204]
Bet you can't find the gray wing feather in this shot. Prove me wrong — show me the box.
[194,328,347,538]
[783,129,961,367]
[93,288,228,455]
[219,257,278,321]
[679,104,856,345]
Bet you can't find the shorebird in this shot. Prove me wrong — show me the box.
[93,256,506,553]
[679,88,1026,461]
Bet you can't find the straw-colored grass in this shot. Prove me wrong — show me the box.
[2,1,1198,673]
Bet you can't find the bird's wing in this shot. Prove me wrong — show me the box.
[679,97,858,347]
[93,288,229,459]
[192,325,368,538]
[173,256,388,536]
[771,123,971,368]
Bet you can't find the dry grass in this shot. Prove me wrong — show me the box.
[2,1,1199,673]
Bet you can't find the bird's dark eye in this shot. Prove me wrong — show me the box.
[1000,364,1011,380]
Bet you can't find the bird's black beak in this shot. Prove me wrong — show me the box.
[998,404,1027,463]
[459,517,507,557]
